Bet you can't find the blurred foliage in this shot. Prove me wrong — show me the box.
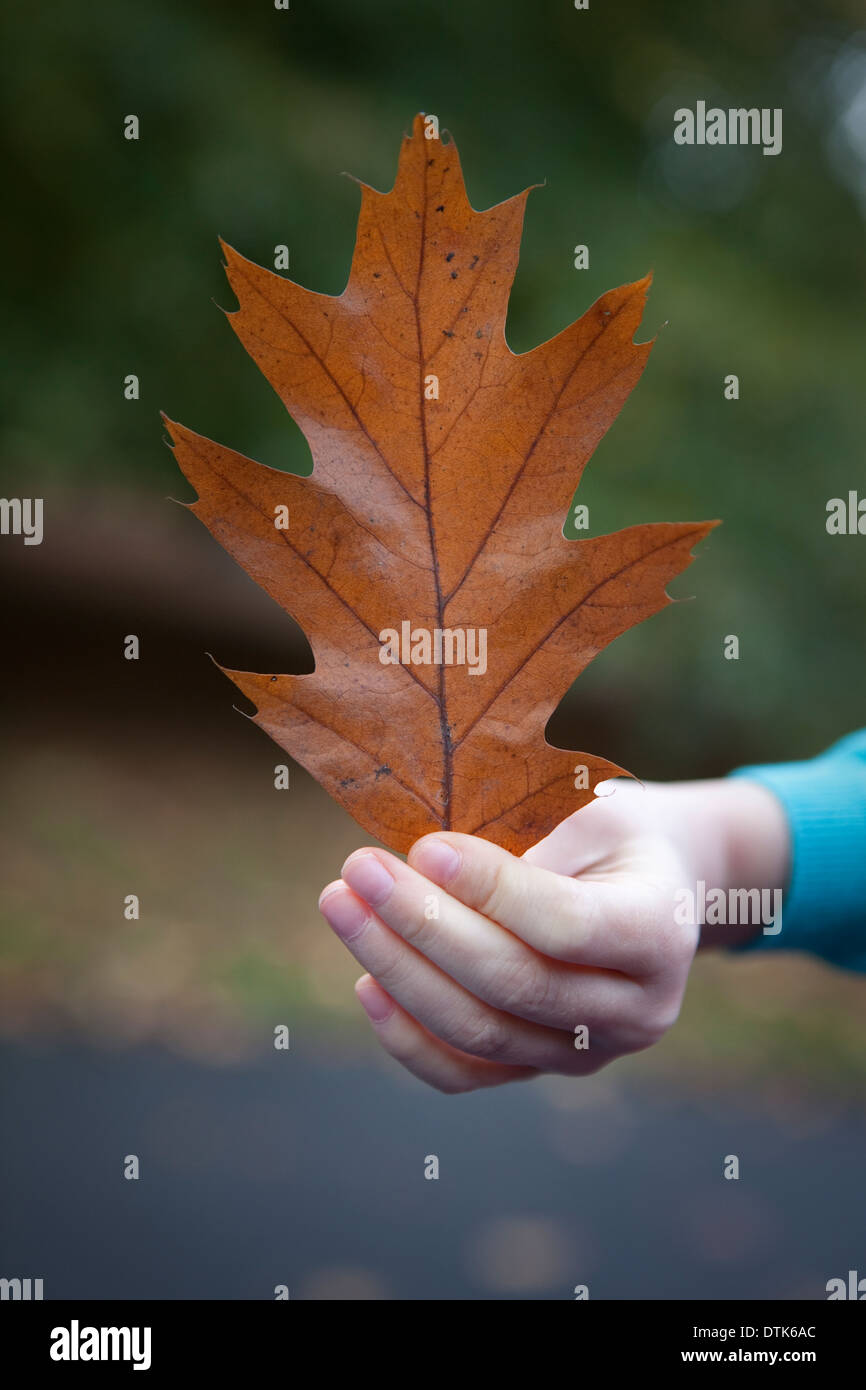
[2,0,865,771]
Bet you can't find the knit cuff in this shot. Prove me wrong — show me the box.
[728,742,866,971]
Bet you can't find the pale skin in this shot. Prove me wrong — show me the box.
[317,778,790,1093]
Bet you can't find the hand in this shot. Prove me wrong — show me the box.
[317,778,778,1093]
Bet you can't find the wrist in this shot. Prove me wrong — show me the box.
[652,778,790,949]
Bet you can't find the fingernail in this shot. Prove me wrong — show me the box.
[410,836,461,885]
[356,977,394,1024]
[318,885,369,941]
[341,852,394,907]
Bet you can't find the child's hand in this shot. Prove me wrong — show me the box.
[318,776,788,1092]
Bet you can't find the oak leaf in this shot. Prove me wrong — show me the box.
[166,114,716,854]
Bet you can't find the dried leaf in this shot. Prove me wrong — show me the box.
[166,114,716,854]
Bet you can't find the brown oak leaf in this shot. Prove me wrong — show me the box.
[165,113,716,854]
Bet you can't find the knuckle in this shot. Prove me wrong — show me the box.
[627,1020,667,1052]
[671,917,700,963]
[476,861,514,923]
[398,907,432,950]
[546,880,602,959]
[616,995,680,1051]
[644,917,697,980]
[375,950,417,999]
[494,955,559,1019]
[650,993,685,1036]
[620,884,695,977]
[456,1010,512,1062]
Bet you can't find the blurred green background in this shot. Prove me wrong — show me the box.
[2,0,865,1085]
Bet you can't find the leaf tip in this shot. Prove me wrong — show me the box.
[160,414,189,450]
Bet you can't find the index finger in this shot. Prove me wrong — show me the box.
[407,832,675,977]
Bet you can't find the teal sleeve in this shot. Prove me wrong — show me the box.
[728,731,866,972]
